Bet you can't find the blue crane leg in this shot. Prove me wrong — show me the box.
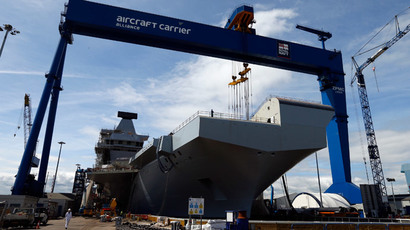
[319,73,362,204]
[12,37,68,195]
[36,40,68,195]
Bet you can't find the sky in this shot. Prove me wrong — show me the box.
[0,0,409,201]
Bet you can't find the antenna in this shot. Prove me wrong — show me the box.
[117,111,138,120]
[296,24,332,49]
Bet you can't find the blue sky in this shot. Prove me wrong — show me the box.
[0,0,409,199]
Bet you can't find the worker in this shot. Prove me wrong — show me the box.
[65,208,72,229]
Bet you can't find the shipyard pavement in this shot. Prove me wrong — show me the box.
[37,216,116,230]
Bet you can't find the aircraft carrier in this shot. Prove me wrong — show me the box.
[87,97,334,218]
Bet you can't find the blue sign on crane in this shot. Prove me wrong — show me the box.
[13,0,362,204]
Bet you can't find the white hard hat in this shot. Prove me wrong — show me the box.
[68,208,71,211]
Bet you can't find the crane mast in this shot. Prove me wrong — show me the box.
[352,15,410,201]
[23,94,33,148]
[23,94,40,170]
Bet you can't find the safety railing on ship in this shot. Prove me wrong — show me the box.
[90,163,136,173]
[171,110,277,134]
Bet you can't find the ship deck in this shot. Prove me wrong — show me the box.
[87,168,138,184]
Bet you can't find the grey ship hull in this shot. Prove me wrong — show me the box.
[128,98,334,218]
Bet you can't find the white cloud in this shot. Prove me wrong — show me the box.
[48,155,59,164]
[45,170,75,193]
[0,173,14,195]
[108,82,147,107]
[0,70,45,76]
[254,9,297,37]
[79,126,101,140]
[217,7,297,38]
[349,129,410,165]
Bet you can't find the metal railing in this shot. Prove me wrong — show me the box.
[171,110,276,134]
[89,163,136,173]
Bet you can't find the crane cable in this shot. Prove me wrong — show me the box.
[249,70,253,115]
[372,65,380,92]
[13,102,24,137]
[228,62,253,119]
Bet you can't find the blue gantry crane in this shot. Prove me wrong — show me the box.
[12,0,361,204]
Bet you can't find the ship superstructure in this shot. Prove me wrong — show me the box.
[86,112,148,211]
[95,112,148,168]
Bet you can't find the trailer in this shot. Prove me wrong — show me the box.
[2,207,35,228]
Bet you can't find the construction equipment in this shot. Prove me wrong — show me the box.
[24,94,40,168]
[14,0,361,204]
[72,165,86,214]
[224,5,255,34]
[100,198,117,217]
[351,9,410,216]
[296,25,332,49]
[23,94,32,149]
[14,94,39,168]
[2,208,36,228]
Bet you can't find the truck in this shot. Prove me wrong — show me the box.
[100,198,117,221]
[2,207,35,228]
[34,207,49,225]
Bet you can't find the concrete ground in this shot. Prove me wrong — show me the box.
[36,216,116,230]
